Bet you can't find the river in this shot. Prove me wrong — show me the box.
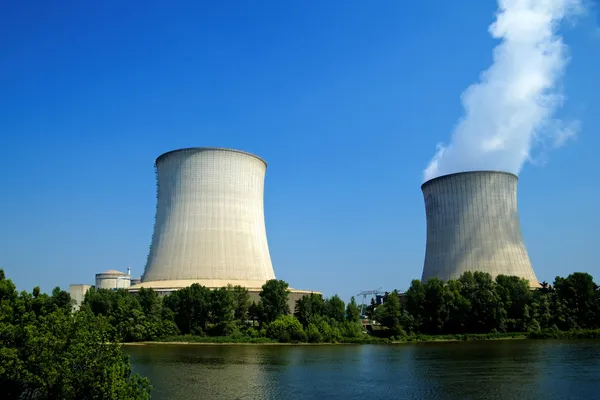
[126,340,600,399]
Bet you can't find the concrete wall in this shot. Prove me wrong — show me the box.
[69,284,91,310]
[247,290,318,315]
[143,148,275,288]
[421,171,538,286]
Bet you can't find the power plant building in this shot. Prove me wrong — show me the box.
[130,147,316,310]
[69,284,91,311]
[421,171,539,287]
[95,269,132,290]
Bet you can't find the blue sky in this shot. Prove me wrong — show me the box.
[1,0,598,302]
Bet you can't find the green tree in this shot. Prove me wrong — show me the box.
[210,287,235,324]
[345,296,361,323]
[0,270,151,399]
[323,294,345,323]
[163,284,211,335]
[554,272,599,329]
[294,293,324,327]
[230,285,250,322]
[305,323,323,343]
[374,290,407,336]
[405,279,426,328]
[248,301,264,326]
[365,297,377,320]
[259,280,290,323]
[458,271,504,333]
[495,275,532,331]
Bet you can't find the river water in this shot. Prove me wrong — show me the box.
[126,340,600,399]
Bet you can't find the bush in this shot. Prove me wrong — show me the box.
[339,321,364,339]
[306,323,323,343]
[313,316,342,343]
[245,327,260,338]
[266,315,307,343]
[208,321,240,337]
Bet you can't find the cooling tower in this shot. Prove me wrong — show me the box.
[140,147,276,289]
[421,171,539,287]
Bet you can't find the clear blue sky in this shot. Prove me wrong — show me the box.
[1,1,598,302]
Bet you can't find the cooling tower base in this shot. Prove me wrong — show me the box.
[128,280,320,314]
[128,279,274,292]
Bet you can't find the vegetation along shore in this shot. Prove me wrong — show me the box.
[1,268,599,398]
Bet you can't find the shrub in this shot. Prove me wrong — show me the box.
[266,315,307,343]
[306,323,323,343]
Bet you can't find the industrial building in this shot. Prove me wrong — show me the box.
[421,170,539,287]
[95,268,132,290]
[129,147,317,310]
[69,284,91,311]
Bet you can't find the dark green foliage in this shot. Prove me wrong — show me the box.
[248,301,264,326]
[230,285,250,322]
[82,286,178,341]
[259,279,290,323]
[294,293,324,327]
[77,271,600,343]
[383,271,600,337]
[374,290,412,336]
[210,287,235,324]
[323,294,346,323]
[305,323,323,343]
[346,296,361,323]
[162,284,211,335]
[0,270,151,399]
[266,315,307,343]
[553,272,599,329]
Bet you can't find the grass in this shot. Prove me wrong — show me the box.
[154,335,276,344]
[123,329,600,346]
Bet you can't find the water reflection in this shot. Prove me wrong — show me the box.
[125,341,600,400]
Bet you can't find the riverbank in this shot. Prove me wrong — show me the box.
[120,329,600,346]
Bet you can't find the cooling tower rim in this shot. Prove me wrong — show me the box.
[421,170,518,190]
[156,147,267,167]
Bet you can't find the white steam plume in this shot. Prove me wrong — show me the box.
[424,0,583,182]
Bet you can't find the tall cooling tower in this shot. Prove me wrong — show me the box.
[421,171,539,287]
[142,147,276,289]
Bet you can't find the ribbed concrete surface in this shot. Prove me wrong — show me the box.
[142,148,275,285]
[421,171,539,287]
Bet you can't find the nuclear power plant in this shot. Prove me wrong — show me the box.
[129,147,315,309]
[421,170,539,287]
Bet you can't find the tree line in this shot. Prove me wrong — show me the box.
[79,270,600,343]
[80,279,365,343]
[370,271,600,338]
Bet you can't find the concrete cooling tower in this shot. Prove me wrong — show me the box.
[421,171,539,287]
[130,147,316,309]
[141,147,274,288]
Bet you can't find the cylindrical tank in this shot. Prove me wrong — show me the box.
[95,270,131,290]
[142,147,275,288]
[421,170,539,287]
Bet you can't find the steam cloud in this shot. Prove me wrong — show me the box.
[424,0,583,182]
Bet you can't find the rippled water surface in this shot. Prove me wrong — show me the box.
[126,340,600,399]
